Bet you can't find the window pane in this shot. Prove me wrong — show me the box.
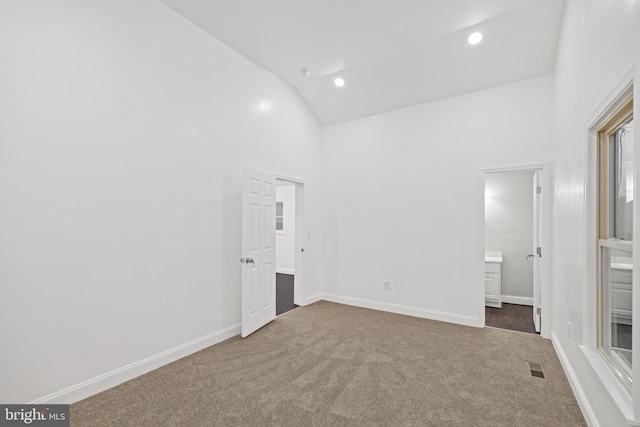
[276,202,283,216]
[601,246,633,379]
[612,119,634,240]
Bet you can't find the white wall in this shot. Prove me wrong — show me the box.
[0,0,322,404]
[485,171,534,301]
[550,0,640,425]
[3,1,635,420]
[321,75,553,326]
[276,183,296,274]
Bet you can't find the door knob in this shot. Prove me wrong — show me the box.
[526,254,534,260]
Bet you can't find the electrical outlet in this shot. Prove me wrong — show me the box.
[567,322,572,339]
[384,281,390,290]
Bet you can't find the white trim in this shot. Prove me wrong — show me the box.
[30,323,241,405]
[481,162,550,174]
[585,68,635,131]
[634,66,640,417]
[583,65,640,420]
[581,345,638,425]
[501,295,534,306]
[550,332,601,427]
[276,268,295,275]
[293,182,305,306]
[274,173,305,184]
[584,115,598,351]
[320,293,482,328]
[584,67,635,349]
[599,239,633,252]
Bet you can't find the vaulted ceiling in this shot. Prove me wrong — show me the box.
[158,0,565,125]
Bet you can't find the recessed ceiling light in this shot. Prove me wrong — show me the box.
[468,32,483,45]
[300,68,310,77]
[334,77,345,88]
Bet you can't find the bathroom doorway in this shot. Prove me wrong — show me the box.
[482,165,548,336]
[275,178,304,315]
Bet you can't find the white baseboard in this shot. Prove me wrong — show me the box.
[320,293,482,328]
[501,295,534,306]
[276,268,295,275]
[30,323,241,405]
[550,332,599,427]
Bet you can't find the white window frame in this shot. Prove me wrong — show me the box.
[583,67,639,423]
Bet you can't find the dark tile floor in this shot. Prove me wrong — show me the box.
[276,273,298,316]
[486,303,537,334]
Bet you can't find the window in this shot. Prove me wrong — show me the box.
[276,201,283,231]
[598,100,634,388]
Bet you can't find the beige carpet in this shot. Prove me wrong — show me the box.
[71,301,585,426]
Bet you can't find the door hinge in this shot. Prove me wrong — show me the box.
[536,186,542,194]
[536,307,541,315]
[536,247,542,257]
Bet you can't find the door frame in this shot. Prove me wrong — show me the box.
[274,173,305,307]
[480,162,550,338]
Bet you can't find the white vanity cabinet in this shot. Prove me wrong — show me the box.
[485,252,503,308]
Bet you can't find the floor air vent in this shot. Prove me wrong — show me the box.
[528,362,545,379]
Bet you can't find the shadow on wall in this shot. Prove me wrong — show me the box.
[222,177,242,324]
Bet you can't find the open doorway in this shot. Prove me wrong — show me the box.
[483,166,546,335]
[275,178,302,315]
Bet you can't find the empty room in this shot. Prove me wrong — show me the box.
[1,0,639,426]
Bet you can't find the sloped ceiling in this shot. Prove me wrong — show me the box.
[158,0,565,125]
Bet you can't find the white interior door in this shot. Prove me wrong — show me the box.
[533,170,542,333]
[241,167,276,338]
